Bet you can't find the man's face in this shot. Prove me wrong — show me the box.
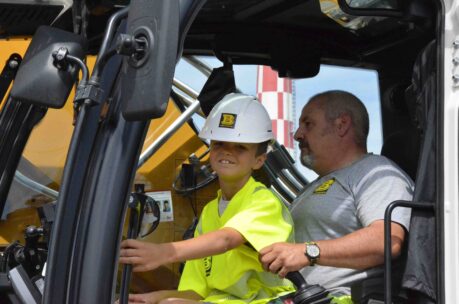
[294,99,337,174]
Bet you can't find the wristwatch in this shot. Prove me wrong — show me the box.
[304,242,320,266]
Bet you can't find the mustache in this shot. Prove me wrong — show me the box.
[299,142,310,150]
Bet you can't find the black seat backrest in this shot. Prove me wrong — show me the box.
[353,40,438,304]
[381,84,421,181]
[401,40,437,303]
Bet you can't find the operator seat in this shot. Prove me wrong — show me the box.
[400,39,437,304]
[380,84,421,181]
[352,40,437,304]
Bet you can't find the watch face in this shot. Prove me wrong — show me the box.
[307,244,320,258]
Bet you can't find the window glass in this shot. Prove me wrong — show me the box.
[175,59,382,182]
[2,105,73,219]
[294,65,381,181]
[2,59,381,218]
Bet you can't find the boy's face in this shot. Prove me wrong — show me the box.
[209,141,266,183]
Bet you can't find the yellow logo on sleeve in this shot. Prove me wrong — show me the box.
[313,178,335,194]
[219,113,237,128]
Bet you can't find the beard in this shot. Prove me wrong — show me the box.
[300,153,315,169]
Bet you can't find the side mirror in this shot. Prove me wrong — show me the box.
[120,0,180,120]
[10,26,86,108]
[120,192,160,303]
[138,194,161,238]
[128,192,160,238]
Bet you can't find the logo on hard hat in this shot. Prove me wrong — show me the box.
[219,113,237,129]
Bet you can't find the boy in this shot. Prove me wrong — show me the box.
[119,93,295,303]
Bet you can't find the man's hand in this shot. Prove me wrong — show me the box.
[259,242,309,278]
[119,239,170,272]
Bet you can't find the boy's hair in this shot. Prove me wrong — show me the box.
[256,140,271,156]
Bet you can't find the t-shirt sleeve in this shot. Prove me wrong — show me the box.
[223,189,294,251]
[354,164,413,230]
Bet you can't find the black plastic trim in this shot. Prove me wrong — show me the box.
[43,48,123,304]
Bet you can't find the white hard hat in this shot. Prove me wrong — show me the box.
[199,93,274,143]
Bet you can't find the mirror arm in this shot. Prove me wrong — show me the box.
[51,46,105,121]
[68,6,129,121]
[52,46,105,121]
[67,55,89,83]
[92,6,129,78]
[50,7,130,116]
[52,47,89,83]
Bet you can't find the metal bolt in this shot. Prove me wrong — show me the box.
[55,47,68,61]
[453,73,459,81]
[8,60,18,69]
[453,57,459,64]
[454,39,459,48]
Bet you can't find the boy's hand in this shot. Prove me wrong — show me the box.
[114,291,165,304]
[115,290,202,304]
[119,239,170,272]
[259,242,309,278]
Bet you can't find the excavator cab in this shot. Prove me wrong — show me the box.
[0,0,454,303]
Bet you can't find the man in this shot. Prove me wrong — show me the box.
[259,90,413,300]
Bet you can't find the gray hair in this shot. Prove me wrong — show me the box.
[309,90,369,147]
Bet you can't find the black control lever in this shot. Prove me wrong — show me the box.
[119,185,147,304]
[286,271,331,304]
[13,226,46,276]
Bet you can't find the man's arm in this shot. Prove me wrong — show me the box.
[259,220,405,278]
[119,227,245,272]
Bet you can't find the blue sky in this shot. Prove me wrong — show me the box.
[175,58,381,181]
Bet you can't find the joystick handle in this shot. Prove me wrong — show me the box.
[285,271,331,304]
[286,271,308,290]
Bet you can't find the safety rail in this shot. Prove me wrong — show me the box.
[264,142,307,204]
[384,200,435,304]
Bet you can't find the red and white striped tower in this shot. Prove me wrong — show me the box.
[256,66,295,157]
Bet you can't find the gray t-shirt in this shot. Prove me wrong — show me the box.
[291,154,414,295]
